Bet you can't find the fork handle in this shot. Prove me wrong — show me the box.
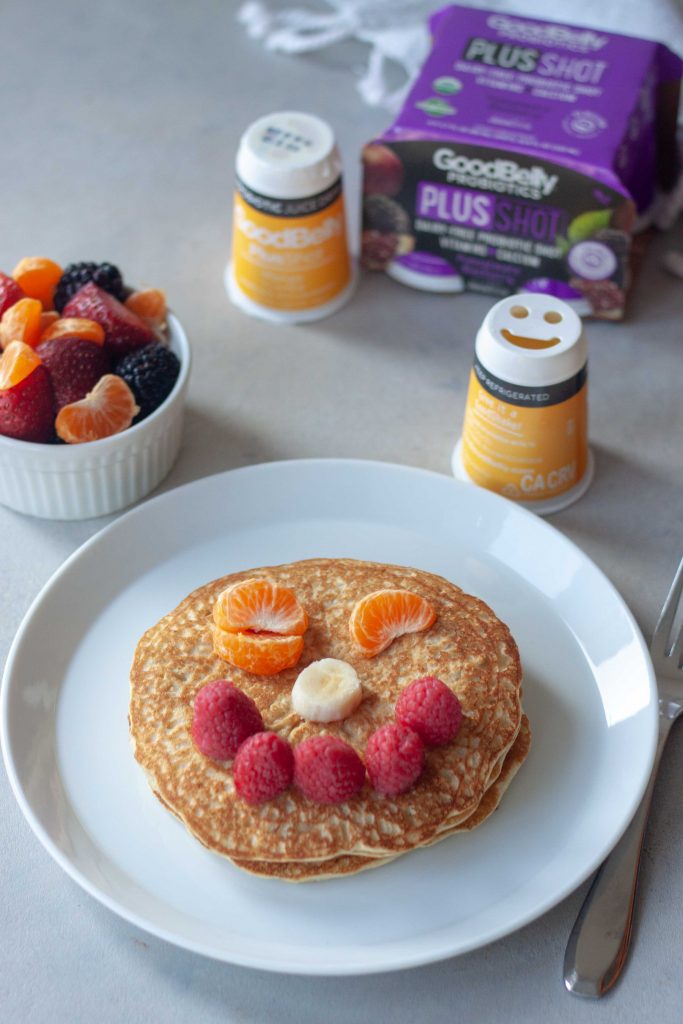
[563,715,672,998]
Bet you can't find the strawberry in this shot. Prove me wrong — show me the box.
[0,272,25,317]
[36,336,110,411]
[62,282,155,358]
[0,364,55,442]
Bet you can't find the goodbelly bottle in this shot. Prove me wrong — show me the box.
[452,293,593,514]
[226,111,355,324]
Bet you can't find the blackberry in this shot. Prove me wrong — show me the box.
[115,343,180,422]
[53,261,126,312]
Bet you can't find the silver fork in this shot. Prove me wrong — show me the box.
[564,557,683,998]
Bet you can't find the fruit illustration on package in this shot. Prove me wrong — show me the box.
[361,143,404,197]
[361,195,415,269]
[0,257,181,445]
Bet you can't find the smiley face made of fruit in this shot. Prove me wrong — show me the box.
[191,578,463,807]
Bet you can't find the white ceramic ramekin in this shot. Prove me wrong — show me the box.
[0,314,190,520]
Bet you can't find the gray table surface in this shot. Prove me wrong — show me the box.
[2,1,683,1020]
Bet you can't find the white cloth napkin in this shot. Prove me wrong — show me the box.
[238,0,683,112]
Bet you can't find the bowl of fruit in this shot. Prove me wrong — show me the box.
[0,258,190,519]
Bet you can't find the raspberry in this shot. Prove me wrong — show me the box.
[191,679,263,760]
[115,343,180,421]
[53,261,126,312]
[36,337,110,411]
[233,731,294,804]
[293,735,365,804]
[395,677,463,747]
[365,722,424,796]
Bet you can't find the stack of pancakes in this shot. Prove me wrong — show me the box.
[129,558,529,881]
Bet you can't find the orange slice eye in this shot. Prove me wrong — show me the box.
[212,626,304,676]
[349,589,437,657]
[213,577,308,636]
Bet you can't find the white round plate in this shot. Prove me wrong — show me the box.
[1,459,657,975]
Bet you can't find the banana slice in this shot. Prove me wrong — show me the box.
[292,658,363,723]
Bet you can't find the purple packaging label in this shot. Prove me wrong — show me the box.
[361,138,635,314]
[360,4,682,318]
[523,277,583,300]
[394,251,460,277]
[390,5,681,211]
[416,182,493,228]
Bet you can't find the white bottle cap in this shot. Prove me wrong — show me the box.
[235,111,342,199]
[475,293,586,387]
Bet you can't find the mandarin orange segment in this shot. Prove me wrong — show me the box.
[0,341,43,389]
[0,297,43,350]
[39,311,60,335]
[55,374,139,443]
[125,288,167,328]
[40,317,106,346]
[349,588,437,657]
[213,577,308,635]
[12,257,63,309]
[212,625,304,676]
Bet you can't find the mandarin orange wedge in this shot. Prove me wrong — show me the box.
[38,311,60,336]
[55,374,139,443]
[12,257,63,309]
[212,625,305,676]
[213,577,308,635]
[0,339,43,389]
[0,297,43,350]
[124,288,167,330]
[349,588,437,657]
[40,317,106,346]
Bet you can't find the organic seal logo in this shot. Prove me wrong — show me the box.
[416,97,456,117]
[433,76,463,95]
[562,110,608,139]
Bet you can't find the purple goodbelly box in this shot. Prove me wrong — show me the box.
[360,4,682,318]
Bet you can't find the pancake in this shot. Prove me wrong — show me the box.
[129,558,527,874]
[233,714,530,881]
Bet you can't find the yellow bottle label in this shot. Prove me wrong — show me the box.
[231,177,351,311]
[461,357,588,502]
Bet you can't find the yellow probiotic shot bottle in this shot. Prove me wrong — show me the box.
[452,293,593,514]
[226,111,355,324]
